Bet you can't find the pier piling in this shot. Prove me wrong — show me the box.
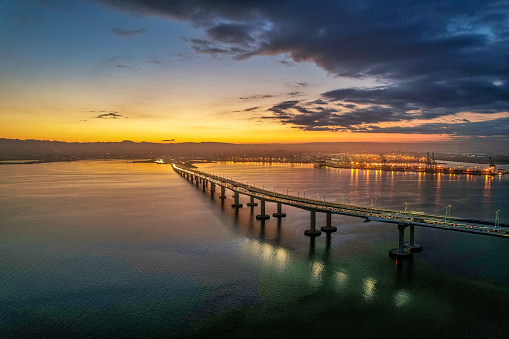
[256,199,270,220]
[321,211,337,233]
[305,210,321,236]
[273,202,286,218]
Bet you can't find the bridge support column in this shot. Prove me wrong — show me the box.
[305,210,321,236]
[256,199,270,220]
[210,182,215,193]
[190,175,193,183]
[321,211,337,233]
[389,223,413,258]
[247,196,258,207]
[202,179,206,191]
[231,191,243,208]
[273,202,286,218]
[404,225,423,252]
[219,186,226,199]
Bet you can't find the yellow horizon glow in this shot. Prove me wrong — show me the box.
[0,119,452,144]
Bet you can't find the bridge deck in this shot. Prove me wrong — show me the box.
[174,164,509,238]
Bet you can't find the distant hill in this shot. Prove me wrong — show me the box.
[0,138,506,160]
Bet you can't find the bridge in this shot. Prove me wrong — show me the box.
[172,163,508,258]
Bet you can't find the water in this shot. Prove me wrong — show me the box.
[0,160,508,338]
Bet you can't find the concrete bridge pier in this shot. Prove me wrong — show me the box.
[246,196,258,207]
[305,210,321,236]
[321,211,337,233]
[202,179,206,191]
[219,186,226,199]
[273,202,286,218]
[256,199,270,220]
[210,182,215,193]
[404,225,423,252]
[389,223,413,258]
[231,191,243,208]
[190,175,193,183]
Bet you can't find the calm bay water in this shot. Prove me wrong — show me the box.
[0,160,508,338]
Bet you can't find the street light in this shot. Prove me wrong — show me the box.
[445,204,451,222]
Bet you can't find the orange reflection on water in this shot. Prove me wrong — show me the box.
[484,175,492,190]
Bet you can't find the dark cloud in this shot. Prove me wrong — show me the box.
[360,117,509,137]
[243,106,259,112]
[287,91,305,97]
[263,100,402,130]
[95,112,123,119]
[111,27,146,37]
[146,56,162,64]
[296,82,309,88]
[206,23,255,45]
[262,99,509,137]
[268,100,300,115]
[162,139,175,142]
[98,0,509,138]
[277,59,296,67]
[239,94,274,100]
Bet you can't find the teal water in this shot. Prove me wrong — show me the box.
[0,160,508,337]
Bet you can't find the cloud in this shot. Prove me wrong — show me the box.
[206,23,255,45]
[98,0,509,138]
[162,139,175,142]
[239,94,274,100]
[146,56,162,65]
[268,100,300,115]
[287,91,305,97]
[277,59,296,67]
[95,112,124,119]
[360,117,509,137]
[262,98,509,137]
[111,27,146,37]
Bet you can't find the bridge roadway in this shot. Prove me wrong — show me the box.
[173,163,508,258]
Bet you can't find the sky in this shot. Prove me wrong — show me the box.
[0,0,508,146]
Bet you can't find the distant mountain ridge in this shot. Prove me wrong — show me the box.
[0,138,506,160]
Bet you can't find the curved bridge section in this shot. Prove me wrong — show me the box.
[173,163,508,258]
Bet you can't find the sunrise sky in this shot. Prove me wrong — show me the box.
[1,0,508,145]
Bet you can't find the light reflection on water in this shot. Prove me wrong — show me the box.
[0,160,508,337]
[363,277,377,301]
[200,161,509,222]
[393,290,411,307]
